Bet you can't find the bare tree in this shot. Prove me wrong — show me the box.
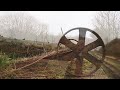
[0,12,48,40]
[92,11,120,44]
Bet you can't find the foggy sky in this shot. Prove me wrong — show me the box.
[0,11,97,38]
[28,11,97,37]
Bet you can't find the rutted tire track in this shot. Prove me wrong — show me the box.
[95,53,120,79]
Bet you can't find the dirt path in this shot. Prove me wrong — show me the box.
[3,52,119,79]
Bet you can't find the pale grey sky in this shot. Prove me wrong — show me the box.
[28,11,97,36]
[0,11,97,37]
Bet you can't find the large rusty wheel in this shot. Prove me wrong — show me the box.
[57,27,105,77]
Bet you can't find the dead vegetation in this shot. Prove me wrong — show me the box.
[105,38,120,58]
[0,36,57,58]
[0,36,57,79]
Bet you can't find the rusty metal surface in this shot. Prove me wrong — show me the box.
[57,27,105,77]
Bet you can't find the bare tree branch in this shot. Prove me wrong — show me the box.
[92,11,120,44]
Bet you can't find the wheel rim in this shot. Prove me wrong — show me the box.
[57,27,105,77]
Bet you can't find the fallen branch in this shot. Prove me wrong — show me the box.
[10,49,71,72]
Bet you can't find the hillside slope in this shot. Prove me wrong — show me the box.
[105,38,120,57]
[0,35,57,58]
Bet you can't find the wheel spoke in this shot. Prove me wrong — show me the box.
[78,28,86,41]
[62,51,76,61]
[59,35,76,51]
[82,39,102,53]
[74,29,86,53]
[75,56,83,76]
[83,53,102,68]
